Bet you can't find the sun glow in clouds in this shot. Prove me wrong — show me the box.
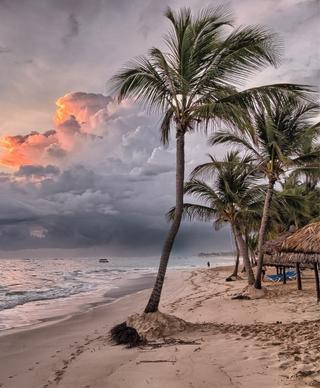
[0,135,32,167]
[0,92,115,169]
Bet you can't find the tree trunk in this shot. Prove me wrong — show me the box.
[231,225,240,277]
[296,263,302,290]
[314,263,320,303]
[144,130,185,313]
[234,226,255,285]
[255,178,275,289]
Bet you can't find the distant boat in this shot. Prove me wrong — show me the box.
[99,258,109,263]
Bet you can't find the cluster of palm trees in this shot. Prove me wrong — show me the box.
[178,98,320,287]
[110,6,319,313]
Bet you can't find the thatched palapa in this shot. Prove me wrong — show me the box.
[263,222,320,266]
[263,222,320,300]
[280,221,320,260]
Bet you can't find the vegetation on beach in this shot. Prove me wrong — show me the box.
[210,97,320,288]
[168,151,263,283]
[110,5,319,311]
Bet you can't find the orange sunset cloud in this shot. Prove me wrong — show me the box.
[0,92,114,168]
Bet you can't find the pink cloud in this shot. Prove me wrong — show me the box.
[0,92,115,168]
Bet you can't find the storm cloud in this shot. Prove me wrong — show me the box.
[15,164,60,178]
[0,0,318,256]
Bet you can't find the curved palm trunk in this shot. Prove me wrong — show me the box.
[144,130,185,313]
[234,225,255,285]
[231,225,240,277]
[254,178,275,289]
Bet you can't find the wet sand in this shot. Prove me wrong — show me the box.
[0,267,319,387]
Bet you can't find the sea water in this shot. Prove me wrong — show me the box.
[0,255,234,331]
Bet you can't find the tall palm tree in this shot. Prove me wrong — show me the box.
[110,6,310,312]
[169,151,263,285]
[210,97,320,289]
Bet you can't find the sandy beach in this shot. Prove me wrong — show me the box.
[0,266,320,388]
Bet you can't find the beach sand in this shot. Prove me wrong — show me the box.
[0,266,320,388]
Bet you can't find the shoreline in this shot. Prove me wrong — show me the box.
[0,263,222,335]
[1,266,319,387]
[0,271,157,337]
[0,268,173,388]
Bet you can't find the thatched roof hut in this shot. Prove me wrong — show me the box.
[262,223,320,266]
[263,222,320,300]
[280,222,320,263]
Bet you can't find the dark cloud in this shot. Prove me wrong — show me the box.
[0,210,230,255]
[15,164,60,178]
[46,144,67,159]
[0,0,318,256]
[40,165,97,195]
[0,197,40,225]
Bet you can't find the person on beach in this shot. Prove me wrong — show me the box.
[207,261,210,268]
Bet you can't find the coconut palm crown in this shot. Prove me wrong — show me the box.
[169,151,264,284]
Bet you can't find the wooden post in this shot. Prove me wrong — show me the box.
[296,263,302,290]
[276,266,279,275]
[314,263,320,303]
[283,266,287,284]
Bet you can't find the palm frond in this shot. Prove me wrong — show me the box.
[167,203,216,222]
[209,131,259,156]
[109,56,172,113]
[184,179,220,204]
[197,25,281,88]
[160,107,175,145]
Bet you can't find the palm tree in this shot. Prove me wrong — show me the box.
[169,151,263,284]
[210,97,320,289]
[110,6,310,312]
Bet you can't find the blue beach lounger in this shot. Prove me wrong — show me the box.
[286,271,297,280]
[265,274,283,282]
[265,271,297,282]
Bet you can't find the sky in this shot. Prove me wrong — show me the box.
[0,0,319,257]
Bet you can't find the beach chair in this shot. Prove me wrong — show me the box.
[265,271,297,283]
[265,274,283,282]
[286,271,297,280]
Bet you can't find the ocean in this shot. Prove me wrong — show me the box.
[0,255,234,331]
